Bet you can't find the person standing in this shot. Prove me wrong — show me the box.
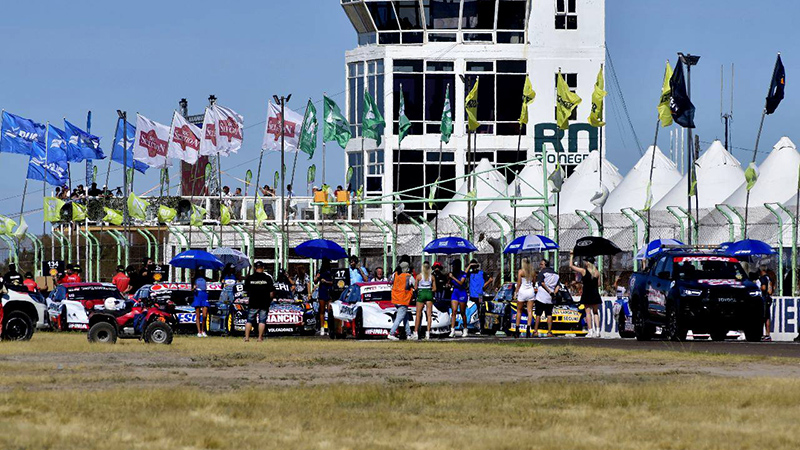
[294,266,311,300]
[533,259,559,337]
[432,262,449,301]
[112,266,131,295]
[244,261,275,342]
[3,264,23,287]
[348,255,368,285]
[23,272,38,293]
[413,261,436,340]
[758,265,773,342]
[221,263,238,286]
[448,260,469,338]
[569,252,602,337]
[467,259,494,306]
[513,257,536,338]
[370,267,388,282]
[314,259,334,336]
[192,271,210,338]
[388,264,415,340]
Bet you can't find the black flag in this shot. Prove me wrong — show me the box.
[669,59,696,128]
[765,54,785,115]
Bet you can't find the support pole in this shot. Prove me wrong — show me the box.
[370,218,389,272]
[620,208,641,272]
[765,203,786,295]
[667,206,687,242]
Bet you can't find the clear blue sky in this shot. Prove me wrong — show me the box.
[0,0,795,229]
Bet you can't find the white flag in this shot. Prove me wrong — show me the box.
[133,114,171,168]
[262,101,304,152]
[199,107,218,156]
[167,111,200,165]
[215,105,244,155]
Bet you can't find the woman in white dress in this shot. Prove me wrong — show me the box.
[513,258,536,338]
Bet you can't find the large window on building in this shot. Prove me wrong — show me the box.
[392,149,456,215]
[555,0,577,30]
[393,60,456,137]
[463,59,527,136]
[348,59,385,138]
[497,0,527,43]
[555,73,578,121]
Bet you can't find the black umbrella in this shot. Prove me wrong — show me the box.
[573,236,622,256]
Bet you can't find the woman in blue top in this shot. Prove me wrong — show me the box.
[221,263,238,286]
[448,260,468,338]
[192,271,210,338]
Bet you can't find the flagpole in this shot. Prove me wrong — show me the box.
[513,122,522,239]
[744,109,767,240]
[358,136,364,255]
[43,123,50,261]
[395,84,404,242]
[252,146,265,264]
[435,139,443,237]
[646,119,660,243]
[280,96,288,271]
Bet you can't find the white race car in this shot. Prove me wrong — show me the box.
[328,282,451,339]
[46,282,124,331]
[2,285,48,340]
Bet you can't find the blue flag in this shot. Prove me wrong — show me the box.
[27,125,69,186]
[0,111,45,156]
[112,118,148,174]
[64,119,105,162]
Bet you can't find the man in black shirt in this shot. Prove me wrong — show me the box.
[432,262,449,302]
[3,264,23,287]
[759,265,773,342]
[244,261,275,342]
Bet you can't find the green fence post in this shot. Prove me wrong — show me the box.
[765,203,786,295]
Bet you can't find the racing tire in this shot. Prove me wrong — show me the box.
[743,323,763,342]
[354,309,366,340]
[143,321,173,345]
[87,322,117,344]
[60,307,69,332]
[327,307,338,340]
[2,311,34,341]
[666,301,688,342]
[632,300,654,341]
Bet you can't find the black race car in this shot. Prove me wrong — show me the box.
[230,281,317,336]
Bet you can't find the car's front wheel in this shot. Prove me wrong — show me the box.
[87,322,117,344]
[144,321,173,344]
[632,298,654,341]
[327,307,338,340]
[618,313,636,339]
[3,311,34,341]
[666,301,688,341]
[354,309,366,340]
[710,329,728,341]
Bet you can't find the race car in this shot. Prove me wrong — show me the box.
[480,282,588,336]
[2,285,48,340]
[613,287,636,338]
[46,282,125,331]
[229,281,317,336]
[328,282,451,339]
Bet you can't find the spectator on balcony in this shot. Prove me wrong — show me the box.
[334,185,348,219]
[88,182,102,197]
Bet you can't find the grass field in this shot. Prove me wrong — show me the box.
[0,334,798,449]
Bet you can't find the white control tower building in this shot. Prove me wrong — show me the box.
[340,0,606,221]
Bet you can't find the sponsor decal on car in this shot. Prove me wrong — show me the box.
[364,328,389,336]
[696,279,744,287]
[647,287,666,306]
[268,313,302,324]
[176,313,197,323]
[268,327,295,333]
[673,256,738,263]
[360,285,392,294]
[151,283,192,292]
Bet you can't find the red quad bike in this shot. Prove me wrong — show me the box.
[86,298,177,345]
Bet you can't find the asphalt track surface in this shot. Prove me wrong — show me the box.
[454,335,800,358]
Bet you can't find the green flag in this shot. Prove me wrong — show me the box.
[441,84,453,144]
[643,181,654,211]
[519,76,536,125]
[0,216,16,235]
[274,171,280,190]
[587,66,607,127]
[658,61,674,127]
[44,197,65,222]
[127,193,150,220]
[13,216,28,239]
[307,165,316,184]
[92,166,98,184]
[465,78,480,132]
[254,195,268,226]
[245,169,253,187]
[103,207,123,226]
[745,162,759,191]
[298,99,318,158]
[158,205,177,223]
[190,204,207,227]
[362,90,385,146]
[689,166,698,197]
[556,72,582,130]
[72,203,87,222]
[398,88,411,144]
[323,95,352,149]
[220,204,231,225]
[346,166,354,185]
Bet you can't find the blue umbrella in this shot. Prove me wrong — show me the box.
[725,239,776,256]
[169,250,225,270]
[504,234,559,254]
[295,239,348,260]
[424,237,478,255]
[636,239,685,260]
[210,247,251,270]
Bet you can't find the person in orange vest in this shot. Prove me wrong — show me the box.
[388,262,415,341]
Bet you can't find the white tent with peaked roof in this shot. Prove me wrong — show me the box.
[552,150,623,215]
[479,158,550,218]
[441,158,509,218]
[653,140,744,210]
[723,136,800,207]
[597,145,681,213]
